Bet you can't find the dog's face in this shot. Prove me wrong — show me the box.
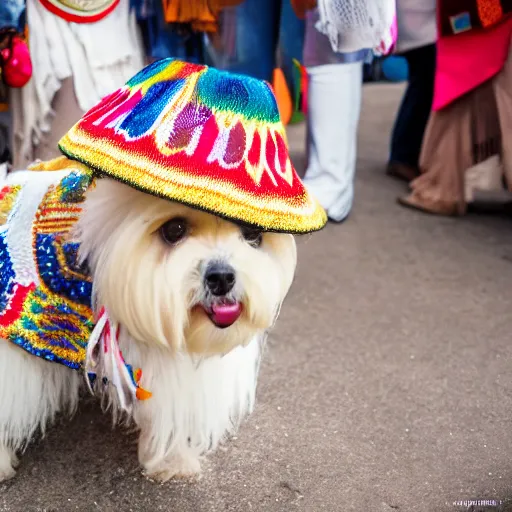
[77,179,297,355]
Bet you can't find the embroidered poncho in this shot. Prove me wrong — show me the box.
[0,162,93,369]
[0,159,149,408]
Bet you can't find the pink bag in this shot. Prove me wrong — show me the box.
[0,29,32,88]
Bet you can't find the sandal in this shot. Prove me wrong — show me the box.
[397,194,459,216]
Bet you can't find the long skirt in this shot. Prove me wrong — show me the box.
[399,39,512,215]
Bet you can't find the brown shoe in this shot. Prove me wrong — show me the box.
[386,161,419,183]
[397,193,459,216]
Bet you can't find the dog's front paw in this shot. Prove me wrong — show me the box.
[0,448,17,482]
[144,452,202,483]
[0,465,16,482]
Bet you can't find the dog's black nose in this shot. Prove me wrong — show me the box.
[205,262,236,296]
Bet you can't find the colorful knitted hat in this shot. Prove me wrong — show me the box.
[59,59,327,234]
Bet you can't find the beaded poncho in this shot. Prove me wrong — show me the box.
[0,159,149,409]
[0,163,93,368]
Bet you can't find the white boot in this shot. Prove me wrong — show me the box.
[303,61,363,222]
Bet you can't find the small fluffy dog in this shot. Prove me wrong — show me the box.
[0,58,326,483]
[0,170,297,482]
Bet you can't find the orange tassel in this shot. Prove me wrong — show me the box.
[161,0,244,32]
[136,387,153,401]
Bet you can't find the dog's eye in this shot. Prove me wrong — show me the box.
[160,217,188,245]
[241,226,263,248]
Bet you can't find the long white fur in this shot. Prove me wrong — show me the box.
[121,332,264,480]
[0,174,297,482]
[0,169,81,481]
[0,341,79,480]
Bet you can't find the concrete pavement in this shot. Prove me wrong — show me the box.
[2,84,512,512]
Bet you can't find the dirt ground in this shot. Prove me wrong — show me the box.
[2,84,512,512]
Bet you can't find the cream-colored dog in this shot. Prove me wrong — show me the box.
[0,172,297,482]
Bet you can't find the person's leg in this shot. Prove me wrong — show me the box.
[302,61,363,222]
[229,0,281,81]
[388,43,436,179]
[398,78,499,216]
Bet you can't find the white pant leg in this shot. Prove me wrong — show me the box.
[303,62,363,222]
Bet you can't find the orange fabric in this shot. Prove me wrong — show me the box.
[290,0,317,19]
[477,0,504,27]
[162,0,244,32]
[272,68,293,125]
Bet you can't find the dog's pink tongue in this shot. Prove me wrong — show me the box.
[211,302,242,327]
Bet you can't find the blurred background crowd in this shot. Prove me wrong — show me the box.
[0,0,511,222]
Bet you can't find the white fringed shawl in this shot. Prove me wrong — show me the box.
[11,0,144,163]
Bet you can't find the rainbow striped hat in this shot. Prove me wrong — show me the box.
[59,59,327,234]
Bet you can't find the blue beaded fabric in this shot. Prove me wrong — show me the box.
[0,161,94,370]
